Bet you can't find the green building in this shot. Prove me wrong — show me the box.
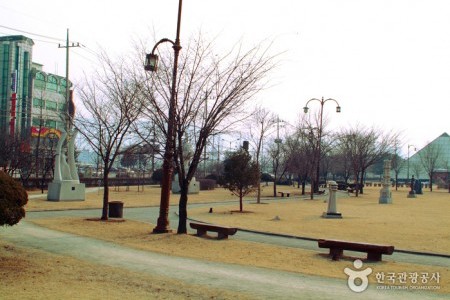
[0,35,70,177]
[1,35,69,140]
[0,35,34,139]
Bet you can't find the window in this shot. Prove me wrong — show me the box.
[45,119,56,128]
[33,98,44,108]
[46,100,57,111]
[32,118,43,127]
[46,76,58,91]
[35,72,46,89]
[59,103,66,112]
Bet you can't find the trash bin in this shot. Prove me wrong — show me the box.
[108,201,124,218]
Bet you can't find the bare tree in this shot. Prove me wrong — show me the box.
[0,135,25,176]
[247,106,276,203]
[390,138,405,191]
[337,125,396,196]
[268,134,289,197]
[419,141,442,192]
[139,35,277,233]
[284,129,311,195]
[75,52,143,220]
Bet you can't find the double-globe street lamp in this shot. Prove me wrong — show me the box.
[144,0,183,233]
[303,97,341,198]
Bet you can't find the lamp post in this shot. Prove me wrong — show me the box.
[144,0,183,233]
[303,97,341,199]
[407,144,416,182]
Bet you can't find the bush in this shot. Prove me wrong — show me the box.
[0,171,28,226]
[199,179,216,190]
[151,169,164,184]
[261,173,274,182]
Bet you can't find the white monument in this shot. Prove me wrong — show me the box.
[47,130,86,201]
[171,138,199,194]
[379,159,393,204]
[47,95,85,201]
[172,174,200,194]
[322,181,342,218]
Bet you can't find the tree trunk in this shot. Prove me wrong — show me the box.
[359,177,365,195]
[101,172,109,220]
[239,187,243,212]
[256,177,261,204]
[177,183,189,234]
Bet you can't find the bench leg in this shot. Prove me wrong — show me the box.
[367,252,382,261]
[329,248,343,261]
[196,229,206,237]
[217,232,228,239]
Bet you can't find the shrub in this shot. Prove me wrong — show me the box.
[151,168,164,184]
[199,179,216,190]
[0,171,28,226]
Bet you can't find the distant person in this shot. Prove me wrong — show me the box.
[410,175,416,193]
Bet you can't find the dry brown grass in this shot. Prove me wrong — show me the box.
[0,240,253,300]
[25,184,274,211]
[189,187,450,254]
[6,185,449,298]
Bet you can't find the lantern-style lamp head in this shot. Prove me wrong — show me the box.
[144,53,159,72]
[336,106,341,113]
[303,106,309,113]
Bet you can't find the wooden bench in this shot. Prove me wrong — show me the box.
[318,239,394,261]
[278,191,291,197]
[190,222,237,239]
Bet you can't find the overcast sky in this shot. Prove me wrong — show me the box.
[2,0,449,154]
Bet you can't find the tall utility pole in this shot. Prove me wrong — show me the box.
[58,29,80,130]
[273,116,283,197]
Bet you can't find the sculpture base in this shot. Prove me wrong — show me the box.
[172,176,200,194]
[407,191,417,198]
[322,212,342,219]
[47,181,86,201]
[379,188,392,204]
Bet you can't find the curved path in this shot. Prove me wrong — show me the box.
[4,196,447,299]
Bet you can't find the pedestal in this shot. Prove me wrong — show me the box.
[379,184,392,204]
[322,181,342,218]
[407,191,417,198]
[47,181,86,201]
[322,212,342,219]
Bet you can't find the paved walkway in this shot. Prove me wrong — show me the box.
[3,199,447,299]
[2,221,437,300]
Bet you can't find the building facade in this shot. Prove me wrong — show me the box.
[0,35,34,139]
[0,35,70,178]
[401,132,450,186]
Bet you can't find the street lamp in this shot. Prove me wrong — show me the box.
[145,0,183,233]
[303,97,341,198]
[407,144,416,181]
